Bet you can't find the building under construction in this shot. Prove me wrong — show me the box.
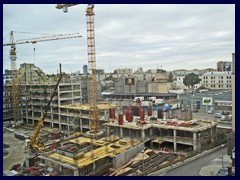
[3,4,223,176]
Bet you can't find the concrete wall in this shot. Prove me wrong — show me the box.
[112,143,144,167]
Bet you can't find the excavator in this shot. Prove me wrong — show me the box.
[28,71,64,152]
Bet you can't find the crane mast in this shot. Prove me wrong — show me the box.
[56,4,99,133]
[9,31,20,124]
[86,4,99,133]
[3,31,82,124]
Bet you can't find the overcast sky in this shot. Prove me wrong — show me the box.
[3,4,235,74]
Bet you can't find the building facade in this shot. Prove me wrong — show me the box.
[217,61,231,72]
[201,71,232,90]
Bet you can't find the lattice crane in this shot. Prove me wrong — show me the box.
[3,31,82,124]
[56,4,99,133]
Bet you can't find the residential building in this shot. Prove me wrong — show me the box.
[201,71,232,90]
[3,69,12,84]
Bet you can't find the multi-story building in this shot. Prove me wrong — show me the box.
[201,71,232,90]
[3,85,13,122]
[83,65,88,75]
[152,73,168,83]
[217,61,232,72]
[20,75,82,131]
[115,77,149,94]
[3,69,12,84]
[148,82,175,93]
[18,63,48,84]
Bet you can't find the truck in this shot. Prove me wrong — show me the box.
[133,96,144,102]
[170,103,180,109]
[154,99,165,105]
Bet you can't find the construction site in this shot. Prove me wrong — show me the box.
[3,4,221,176]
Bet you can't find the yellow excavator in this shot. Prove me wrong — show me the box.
[28,72,64,152]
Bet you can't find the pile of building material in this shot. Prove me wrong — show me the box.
[108,149,182,176]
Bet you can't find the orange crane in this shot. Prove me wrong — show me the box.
[56,4,99,133]
[3,31,82,125]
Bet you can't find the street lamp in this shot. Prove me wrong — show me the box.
[198,133,201,153]
[221,144,224,168]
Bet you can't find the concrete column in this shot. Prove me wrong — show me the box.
[120,127,123,138]
[106,126,110,137]
[141,129,145,142]
[80,119,82,133]
[93,162,96,171]
[210,128,214,143]
[149,128,153,138]
[59,166,63,173]
[32,108,34,126]
[67,109,70,132]
[193,132,197,151]
[150,140,153,148]
[25,158,30,167]
[173,129,177,152]
[51,107,54,128]
[74,169,79,176]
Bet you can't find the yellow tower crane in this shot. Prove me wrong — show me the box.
[56,4,99,133]
[3,31,82,125]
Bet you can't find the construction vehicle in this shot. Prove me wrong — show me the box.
[28,70,64,152]
[56,4,99,133]
[3,31,82,125]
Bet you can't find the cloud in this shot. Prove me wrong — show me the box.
[3,4,235,73]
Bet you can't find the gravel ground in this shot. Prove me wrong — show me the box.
[3,131,27,171]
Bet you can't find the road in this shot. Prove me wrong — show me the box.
[165,147,229,176]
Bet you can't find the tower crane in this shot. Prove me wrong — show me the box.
[3,31,82,124]
[56,4,99,133]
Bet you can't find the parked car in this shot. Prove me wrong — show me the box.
[217,167,229,176]
[208,109,213,114]
[193,108,198,113]
[215,113,222,118]
[221,111,230,115]
[181,108,188,112]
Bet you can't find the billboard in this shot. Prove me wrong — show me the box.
[202,97,213,106]
[125,78,135,86]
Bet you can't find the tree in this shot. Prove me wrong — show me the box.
[183,73,201,89]
[168,72,173,82]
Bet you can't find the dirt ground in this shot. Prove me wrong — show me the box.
[3,131,27,171]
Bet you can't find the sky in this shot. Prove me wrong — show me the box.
[3,4,235,74]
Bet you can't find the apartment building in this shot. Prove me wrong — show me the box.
[201,71,232,90]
